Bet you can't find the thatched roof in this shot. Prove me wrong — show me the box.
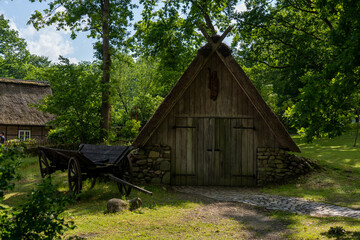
[0,78,54,126]
[133,32,300,152]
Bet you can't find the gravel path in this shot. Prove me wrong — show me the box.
[174,186,360,219]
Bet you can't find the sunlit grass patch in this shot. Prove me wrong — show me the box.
[270,211,360,240]
[263,131,360,208]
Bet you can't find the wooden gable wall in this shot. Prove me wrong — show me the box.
[142,53,287,186]
[145,53,281,148]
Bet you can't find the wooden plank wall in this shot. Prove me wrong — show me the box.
[146,53,283,186]
[0,125,49,141]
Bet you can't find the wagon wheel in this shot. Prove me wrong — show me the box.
[39,151,51,178]
[117,157,133,196]
[68,157,82,194]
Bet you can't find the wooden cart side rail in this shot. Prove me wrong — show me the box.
[105,174,153,196]
[38,146,98,169]
[54,149,98,169]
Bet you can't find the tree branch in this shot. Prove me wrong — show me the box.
[287,0,334,31]
[255,24,298,50]
[260,61,291,69]
[189,0,216,35]
[276,18,323,41]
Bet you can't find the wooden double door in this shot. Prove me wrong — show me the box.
[174,117,256,186]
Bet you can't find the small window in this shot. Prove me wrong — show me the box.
[19,130,31,141]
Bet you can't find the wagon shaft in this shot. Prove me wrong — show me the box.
[106,174,153,196]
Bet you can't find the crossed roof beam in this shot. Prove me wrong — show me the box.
[198,25,233,51]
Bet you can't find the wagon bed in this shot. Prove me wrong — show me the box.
[38,144,152,196]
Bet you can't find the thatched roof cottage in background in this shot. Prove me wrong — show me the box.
[0,78,54,142]
[129,28,314,187]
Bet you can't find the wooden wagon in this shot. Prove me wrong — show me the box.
[38,144,152,196]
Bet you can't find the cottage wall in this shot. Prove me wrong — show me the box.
[0,125,49,141]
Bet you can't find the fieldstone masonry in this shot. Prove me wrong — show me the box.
[129,145,171,185]
[257,147,316,185]
[130,146,316,186]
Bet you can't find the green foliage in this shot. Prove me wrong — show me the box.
[120,119,141,140]
[28,0,136,55]
[0,178,75,240]
[130,94,163,125]
[132,0,238,92]
[234,0,360,141]
[0,14,51,80]
[36,57,102,144]
[111,55,164,137]
[0,145,22,199]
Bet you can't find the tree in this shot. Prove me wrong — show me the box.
[111,54,163,140]
[36,58,102,144]
[28,0,136,140]
[0,14,51,80]
[233,0,360,141]
[132,0,238,91]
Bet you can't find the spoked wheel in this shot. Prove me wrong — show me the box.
[117,157,133,196]
[39,151,51,178]
[68,157,82,194]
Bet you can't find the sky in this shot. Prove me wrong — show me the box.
[0,1,245,64]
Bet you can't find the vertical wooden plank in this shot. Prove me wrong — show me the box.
[197,118,204,185]
[183,86,191,115]
[250,119,255,185]
[191,117,198,185]
[169,111,176,185]
[241,118,249,186]
[175,121,181,186]
[224,118,232,186]
[198,67,205,116]
[218,118,224,185]
[203,118,211,185]
[230,119,236,186]
[181,118,188,185]
[230,119,242,186]
[186,118,196,185]
[238,119,244,186]
[214,118,221,185]
[189,76,196,116]
[248,118,255,186]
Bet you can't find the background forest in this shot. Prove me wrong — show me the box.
[1,0,360,144]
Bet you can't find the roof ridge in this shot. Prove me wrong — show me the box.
[0,78,50,86]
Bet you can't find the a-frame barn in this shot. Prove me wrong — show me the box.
[131,29,304,186]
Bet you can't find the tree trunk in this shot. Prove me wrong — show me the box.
[100,0,111,140]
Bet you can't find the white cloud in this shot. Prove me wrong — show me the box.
[19,25,77,62]
[68,57,79,64]
[235,2,247,13]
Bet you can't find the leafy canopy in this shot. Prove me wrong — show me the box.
[0,14,51,80]
[36,57,102,144]
[233,0,360,141]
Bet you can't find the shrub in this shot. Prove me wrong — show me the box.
[120,119,141,140]
[0,144,22,199]
[0,178,75,240]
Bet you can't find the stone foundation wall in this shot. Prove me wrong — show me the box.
[257,147,315,185]
[129,145,171,185]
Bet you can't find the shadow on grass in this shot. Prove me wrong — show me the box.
[220,204,292,238]
[320,226,360,240]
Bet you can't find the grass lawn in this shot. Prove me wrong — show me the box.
[3,131,360,239]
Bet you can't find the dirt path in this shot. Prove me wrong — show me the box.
[174,189,290,239]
